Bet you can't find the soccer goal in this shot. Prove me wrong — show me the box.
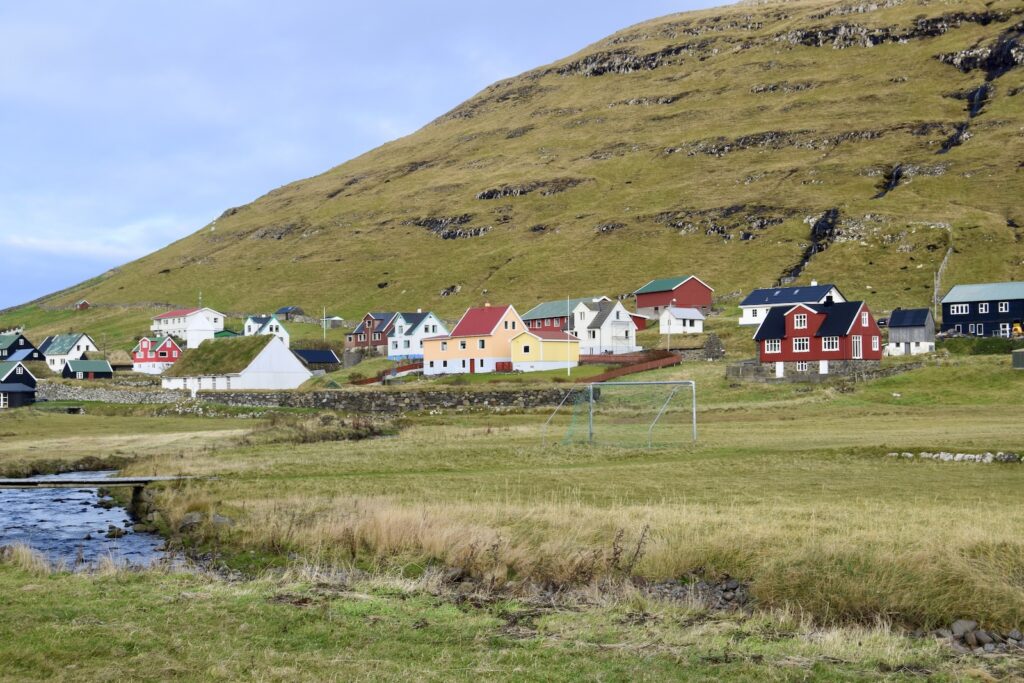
[543,381,697,448]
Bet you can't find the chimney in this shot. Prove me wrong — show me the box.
[417,308,422,313]
[811,280,818,287]
[484,302,491,307]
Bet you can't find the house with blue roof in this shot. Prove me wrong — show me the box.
[347,312,399,353]
[387,310,448,361]
[885,308,935,356]
[739,281,845,326]
[940,282,1024,338]
[243,314,290,347]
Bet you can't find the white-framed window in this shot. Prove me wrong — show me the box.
[523,345,531,354]
[76,372,83,379]
[441,342,448,351]
[358,334,366,342]
[976,323,984,336]
[403,340,410,349]
[459,340,467,350]
[15,366,23,375]
[861,312,869,327]
[589,330,597,339]
[954,324,962,333]
[851,335,863,359]
[765,339,781,354]
[794,314,807,329]
[999,302,1009,313]
[159,351,168,358]
[792,337,810,353]
[968,323,976,334]
[949,304,969,315]
[442,360,448,368]
[752,309,758,318]
[392,341,398,350]
[478,339,485,349]
[979,303,989,314]
[0,394,7,409]
[373,333,381,341]
[872,336,879,351]
[796,361,809,372]
[822,336,839,352]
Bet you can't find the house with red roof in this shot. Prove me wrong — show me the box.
[150,307,225,349]
[752,300,882,378]
[422,304,524,376]
[510,329,580,372]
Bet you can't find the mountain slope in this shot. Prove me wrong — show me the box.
[9,0,1024,339]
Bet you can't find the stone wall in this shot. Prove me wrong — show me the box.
[37,381,184,404]
[195,388,571,413]
[725,359,912,383]
[35,380,571,414]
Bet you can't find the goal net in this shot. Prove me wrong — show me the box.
[543,381,697,448]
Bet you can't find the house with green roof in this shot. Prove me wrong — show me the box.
[62,359,113,380]
[161,335,311,393]
[38,333,98,372]
[633,275,714,317]
[0,361,37,409]
[132,336,183,375]
[521,296,610,332]
[0,332,44,363]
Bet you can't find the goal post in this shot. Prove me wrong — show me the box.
[543,381,697,448]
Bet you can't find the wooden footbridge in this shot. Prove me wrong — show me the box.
[0,476,192,509]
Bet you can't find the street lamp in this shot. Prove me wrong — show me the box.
[667,298,676,352]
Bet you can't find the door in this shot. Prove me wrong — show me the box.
[819,360,829,375]
[775,362,784,378]
[1001,323,1011,338]
[852,335,862,359]
[904,342,910,354]
[469,358,476,374]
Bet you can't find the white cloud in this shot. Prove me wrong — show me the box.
[0,215,197,262]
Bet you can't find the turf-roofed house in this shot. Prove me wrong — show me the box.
[753,300,883,379]
[161,335,311,393]
[0,361,36,409]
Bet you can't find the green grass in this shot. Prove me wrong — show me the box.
[1,0,1021,351]
[426,363,617,385]
[164,335,270,377]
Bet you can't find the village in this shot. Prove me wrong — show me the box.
[2,276,1022,409]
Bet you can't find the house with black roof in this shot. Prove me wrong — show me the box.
[387,311,448,361]
[293,348,342,371]
[0,332,44,363]
[739,281,845,326]
[0,361,37,409]
[885,308,935,356]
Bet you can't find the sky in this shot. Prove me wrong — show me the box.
[0,1,720,309]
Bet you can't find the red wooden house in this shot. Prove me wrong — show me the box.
[346,312,399,353]
[633,276,714,317]
[752,301,882,378]
[132,336,183,375]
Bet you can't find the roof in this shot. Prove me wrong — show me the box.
[450,305,513,337]
[5,349,35,362]
[588,301,627,330]
[753,302,865,340]
[353,312,397,335]
[154,308,200,320]
[65,360,113,374]
[164,336,271,378]
[522,297,607,321]
[246,315,272,327]
[390,312,429,337]
[215,330,240,338]
[276,306,303,314]
[664,307,706,320]
[0,382,35,393]
[520,329,579,341]
[0,333,23,350]
[0,361,32,382]
[942,282,1024,304]
[293,349,341,365]
[633,275,713,295]
[740,284,839,307]
[39,333,90,357]
[133,336,181,352]
[888,308,932,328]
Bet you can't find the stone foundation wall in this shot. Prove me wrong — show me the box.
[37,381,184,404]
[725,359,907,383]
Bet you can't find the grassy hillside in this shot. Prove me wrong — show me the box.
[3,0,1023,350]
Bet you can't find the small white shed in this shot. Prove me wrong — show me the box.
[659,307,705,334]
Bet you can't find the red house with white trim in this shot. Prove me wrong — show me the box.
[752,301,882,378]
[633,276,714,317]
[132,336,183,375]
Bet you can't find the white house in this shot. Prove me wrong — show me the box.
[243,314,290,347]
[738,282,845,326]
[387,310,448,361]
[659,307,705,334]
[161,335,311,394]
[151,308,225,348]
[570,300,641,355]
[38,333,98,372]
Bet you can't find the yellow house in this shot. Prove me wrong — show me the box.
[511,329,580,373]
[422,304,524,376]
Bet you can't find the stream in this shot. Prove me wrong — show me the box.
[0,471,167,567]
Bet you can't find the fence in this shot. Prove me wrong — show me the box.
[577,351,681,383]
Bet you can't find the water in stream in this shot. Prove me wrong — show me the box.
[0,471,167,567]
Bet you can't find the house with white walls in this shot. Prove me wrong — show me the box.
[569,299,640,355]
[659,307,705,334]
[243,314,290,347]
[38,333,98,372]
[387,311,448,361]
[161,335,310,393]
[738,282,845,326]
[150,308,225,348]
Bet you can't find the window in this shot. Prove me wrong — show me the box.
[478,339,485,349]
[822,336,839,352]
[544,318,550,326]
[794,314,807,329]
[504,321,509,330]
[523,345,531,354]
[949,304,969,315]
[15,366,23,375]
[511,321,517,330]
[999,302,1009,313]
[479,359,486,369]
[976,323,984,336]
[429,361,434,368]
[589,330,597,339]
[159,351,168,358]
[76,372,83,379]
[392,342,398,350]
[979,303,989,314]
[796,361,809,372]
[861,312,869,327]
[459,340,467,350]
[752,309,758,318]
[968,324,976,334]
[442,360,448,368]
[373,333,381,341]
[872,336,880,351]
[615,311,621,320]
[403,340,410,349]
[792,337,810,352]
[441,342,448,351]
[0,394,7,409]
[765,339,781,354]
[461,360,466,368]
[358,334,366,342]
